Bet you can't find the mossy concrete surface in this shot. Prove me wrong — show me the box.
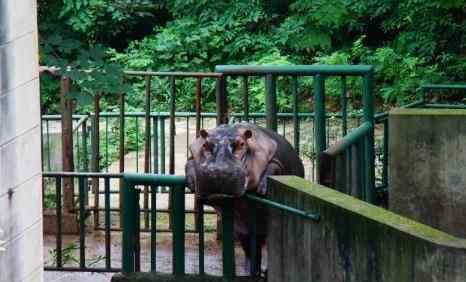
[389,109,466,238]
[266,176,466,282]
[111,273,262,282]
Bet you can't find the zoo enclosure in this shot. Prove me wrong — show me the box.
[41,65,388,235]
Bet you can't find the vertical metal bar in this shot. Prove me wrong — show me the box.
[216,76,228,125]
[265,74,277,131]
[341,76,348,136]
[172,185,185,275]
[382,119,388,188]
[105,116,109,172]
[135,187,141,272]
[197,201,205,275]
[104,177,111,269]
[222,199,235,279]
[314,74,326,182]
[76,125,81,170]
[292,76,299,153]
[122,180,137,273]
[169,78,176,228]
[78,176,86,269]
[169,77,176,175]
[195,78,202,136]
[55,177,63,268]
[150,185,157,272]
[119,93,126,226]
[92,94,100,228]
[46,120,51,171]
[362,72,375,203]
[186,117,190,155]
[144,75,152,230]
[160,117,166,174]
[242,76,249,122]
[82,121,89,172]
[153,116,159,174]
[135,117,139,172]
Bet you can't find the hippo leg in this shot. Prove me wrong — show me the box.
[257,162,282,195]
[238,234,264,275]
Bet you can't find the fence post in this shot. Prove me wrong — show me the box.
[216,76,228,125]
[122,179,138,273]
[60,77,75,212]
[362,70,375,203]
[265,74,278,132]
[222,199,235,280]
[314,74,326,182]
[172,185,185,276]
[91,94,101,227]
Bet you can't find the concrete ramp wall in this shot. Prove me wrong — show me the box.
[267,176,466,282]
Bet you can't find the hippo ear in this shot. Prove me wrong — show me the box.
[199,129,208,139]
[243,129,252,140]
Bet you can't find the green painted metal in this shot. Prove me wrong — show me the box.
[423,103,466,109]
[78,176,86,268]
[216,76,228,125]
[242,76,249,122]
[362,72,375,203]
[122,178,137,273]
[172,184,185,275]
[292,76,299,152]
[314,74,326,181]
[150,185,157,272]
[245,193,320,221]
[340,76,348,136]
[324,122,372,156]
[55,177,62,268]
[221,199,235,280]
[104,177,111,269]
[421,84,466,91]
[265,74,278,131]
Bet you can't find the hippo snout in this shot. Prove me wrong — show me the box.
[196,162,247,199]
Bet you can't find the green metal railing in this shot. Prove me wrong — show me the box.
[216,65,376,203]
[319,122,373,201]
[43,172,123,272]
[121,173,320,280]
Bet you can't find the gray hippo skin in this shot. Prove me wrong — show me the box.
[185,123,304,274]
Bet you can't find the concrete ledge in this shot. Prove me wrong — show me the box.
[267,176,466,282]
[111,273,262,282]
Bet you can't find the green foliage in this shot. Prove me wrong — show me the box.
[39,0,466,113]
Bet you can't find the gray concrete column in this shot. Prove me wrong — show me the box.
[389,108,466,238]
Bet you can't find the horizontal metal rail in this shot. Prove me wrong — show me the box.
[324,122,372,157]
[245,193,320,221]
[421,84,466,91]
[215,65,373,76]
[124,70,222,78]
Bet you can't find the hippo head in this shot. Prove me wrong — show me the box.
[185,125,252,202]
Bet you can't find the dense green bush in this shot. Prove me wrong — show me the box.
[38,0,466,113]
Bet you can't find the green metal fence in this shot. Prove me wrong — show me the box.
[215,65,376,203]
[121,173,320,280]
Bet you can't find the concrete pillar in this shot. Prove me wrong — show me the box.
[389,108,466,238]
[0,0,43,281]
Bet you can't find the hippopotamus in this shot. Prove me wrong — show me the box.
[185,122,304,274]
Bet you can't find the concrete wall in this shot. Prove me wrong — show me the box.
[0,0,43,281]
[267,176,466,282]
[389,108,466,238]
